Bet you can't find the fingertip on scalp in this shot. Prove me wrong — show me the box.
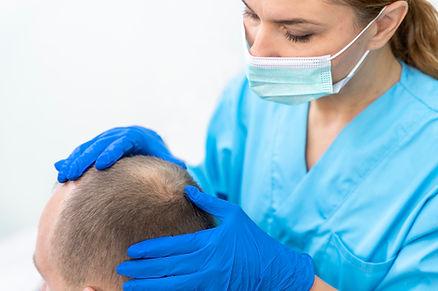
[95,154,114,170]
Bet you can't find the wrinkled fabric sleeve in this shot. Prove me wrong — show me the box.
[187,74,249,205]
[376,190,438,291]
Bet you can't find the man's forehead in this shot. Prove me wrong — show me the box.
[41,182,77,231]
[53,181,77,195]
[37,182,77,252]
[34,182,77,285]
[39,183,72,239]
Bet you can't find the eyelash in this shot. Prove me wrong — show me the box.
[243,10,313,43]
[284,31,313,43]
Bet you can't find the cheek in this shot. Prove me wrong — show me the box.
[243,20,258,46]
[331,36,369,82]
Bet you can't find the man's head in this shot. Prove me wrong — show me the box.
[34,156,215,291]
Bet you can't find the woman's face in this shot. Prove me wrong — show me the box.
[243,0,377,82]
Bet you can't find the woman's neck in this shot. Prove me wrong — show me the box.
[310,45,402,124]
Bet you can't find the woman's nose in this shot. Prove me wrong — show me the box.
[248,24,282,57]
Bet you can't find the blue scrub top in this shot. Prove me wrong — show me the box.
[188,61,438,290]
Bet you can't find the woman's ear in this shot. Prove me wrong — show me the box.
[367,1,409,50]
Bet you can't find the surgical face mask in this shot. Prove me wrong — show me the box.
[245,8,386,105]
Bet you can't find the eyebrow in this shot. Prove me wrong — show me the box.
[241,0,323,26]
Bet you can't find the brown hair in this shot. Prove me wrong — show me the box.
[340,0,438,78]
[51,156,215,290]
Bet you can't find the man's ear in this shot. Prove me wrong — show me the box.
[367,1,409,50]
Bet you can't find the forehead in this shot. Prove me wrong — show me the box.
[34,183,77,277]
[244,0,354,22]
[39,182,76,239]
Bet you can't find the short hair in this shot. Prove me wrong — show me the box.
[51,156,215,289]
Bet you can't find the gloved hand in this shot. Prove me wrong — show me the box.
[54,126,185,182]
[117,186,315,291]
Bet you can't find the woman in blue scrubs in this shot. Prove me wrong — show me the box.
[55,0,438,290]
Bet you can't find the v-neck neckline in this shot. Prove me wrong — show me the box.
[300,61,406,177]
[269,62,414,231]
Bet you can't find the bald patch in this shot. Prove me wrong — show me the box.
[50,156,214,289]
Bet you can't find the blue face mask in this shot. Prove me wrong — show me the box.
[245,8,386,105]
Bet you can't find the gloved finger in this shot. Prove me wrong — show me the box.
[126,127,186,169]
[134,133,173,158]
[57,172,68,183]
[54,159,67,171]
[123,273,204,291]
[57,128,127,179]
[184,185,231,219]
[55,160,68,183]
[117,252,200,279]
[130,127,176,156]
[136,126,163,141]
[57,139,96,177]
[65,136,115,181]
[95,136,135,170]
[127,228,214,259]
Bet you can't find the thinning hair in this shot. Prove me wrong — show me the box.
[51,156,214,290]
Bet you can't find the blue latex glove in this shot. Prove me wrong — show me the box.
[117,186,315,291]
[54,126,185,182]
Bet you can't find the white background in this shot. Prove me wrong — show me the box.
[0,0,243,288]
[0,0,437,289]
[0,0,244,238]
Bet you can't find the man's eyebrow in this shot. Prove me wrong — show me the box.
[241,0,323,26]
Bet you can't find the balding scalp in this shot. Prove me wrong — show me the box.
[51,156,214,289]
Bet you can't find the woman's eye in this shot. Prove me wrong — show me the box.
[284,31,313,43]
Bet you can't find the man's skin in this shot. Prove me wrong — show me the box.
[33,183,100,291]
[312,276,336,291]
[34,182,334,291]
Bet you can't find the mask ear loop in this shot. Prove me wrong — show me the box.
[331,7,386,93]
[329,6,387,61]
[332,50,370,93]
